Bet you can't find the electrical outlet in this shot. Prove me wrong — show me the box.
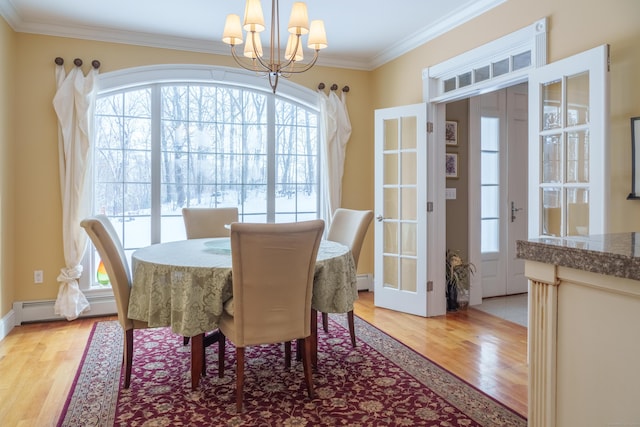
[34,270,44,284]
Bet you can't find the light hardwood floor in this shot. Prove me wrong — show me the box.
[0,292,527,425]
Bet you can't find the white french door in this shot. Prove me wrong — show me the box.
[373,103,429,316]
[529,45,609,238]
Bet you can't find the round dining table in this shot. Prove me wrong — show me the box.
[127,237,358,390]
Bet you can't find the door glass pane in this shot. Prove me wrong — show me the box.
[481,117,499,150]
[384,153,398,185]
[567,71,589,126]
[567,188,589,236]
[401,116,417,149]
[401,152,416,184]
[481,219,499,252]
[481,152,499,184]
[384,188,398,219]
[384,119,398,150]
[542,135,562,183]
[383,256,398,289]
[401,188,416,220]
[542,188,561,236]
[400,223,416,256]
[384,222,398,254]
[400,258,417,292]
[566,130,589,183]
[481,185,499,218]
[542,80,562,130]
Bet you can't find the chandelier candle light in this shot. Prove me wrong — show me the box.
[222,0,328,93]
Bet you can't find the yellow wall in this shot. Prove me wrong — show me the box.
[373,0,640,235]
[3,0,640,314]
[8,33,372,307]
[0,17,16,317]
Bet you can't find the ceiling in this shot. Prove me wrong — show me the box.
[0,0,505,70]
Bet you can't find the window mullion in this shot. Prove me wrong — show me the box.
[266,93,276,222]
[151,84,162,243]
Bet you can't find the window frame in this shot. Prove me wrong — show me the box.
[80,65,321,290]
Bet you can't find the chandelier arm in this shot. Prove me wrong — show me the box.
[229,45,268,74]
[247,31,277,73]
[280,50,320,75]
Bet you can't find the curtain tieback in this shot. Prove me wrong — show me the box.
[57,265,84,283]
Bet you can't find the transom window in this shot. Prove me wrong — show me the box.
[85,66,321,288]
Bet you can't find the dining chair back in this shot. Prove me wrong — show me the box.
[80,215,149,388]
[182,207,239,239]
[217,219,325,413]
[323,208,374,346]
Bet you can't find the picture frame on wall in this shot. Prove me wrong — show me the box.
[445,121,458,146]
[445,153,458,179]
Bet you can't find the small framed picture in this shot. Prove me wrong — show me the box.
[445,153,458,179]
[445,121,458,146]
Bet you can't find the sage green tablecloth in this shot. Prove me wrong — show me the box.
[128,238,357,337]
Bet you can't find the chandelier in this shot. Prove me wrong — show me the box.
[222,0,328,93]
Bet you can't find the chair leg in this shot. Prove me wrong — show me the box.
[322,312,329,333]
[347,310,356,347]
[202,338,207,377]
[236,347,245,413]
[124,328,134,389]
[284,341,291,368]
[301,336,315,399]
[218,333,225,378]
[311,308,318,368]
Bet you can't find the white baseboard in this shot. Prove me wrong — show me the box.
[357,273,373,291]
[1,309,16,341]
[12,293,117,325]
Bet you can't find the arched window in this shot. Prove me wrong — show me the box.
[85,65,321,288]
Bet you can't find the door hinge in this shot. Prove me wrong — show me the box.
[427,201,433,212]
[427,281,433,292]
[427,122,433,133]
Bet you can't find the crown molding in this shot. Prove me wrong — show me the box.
[0,0,505,71]
[370,0,506,69]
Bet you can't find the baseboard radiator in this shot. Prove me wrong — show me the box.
[12,294,118,325]
[357,273,373,291]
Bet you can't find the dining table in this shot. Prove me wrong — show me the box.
[127,237,358,390]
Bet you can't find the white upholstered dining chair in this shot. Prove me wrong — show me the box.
[80,215,152,388]
[217,220,325,413]
[182,207,238,239]
[322,208,373,346]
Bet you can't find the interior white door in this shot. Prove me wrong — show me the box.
[528,45,609,238]
[373,103,429,317]
[471,84,528,298]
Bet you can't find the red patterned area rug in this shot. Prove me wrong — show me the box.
[58,315,526,426]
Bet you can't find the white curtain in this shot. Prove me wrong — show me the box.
[319,88,352,225]
[52,62,98,320]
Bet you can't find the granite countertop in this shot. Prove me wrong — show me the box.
[516,232,640,281]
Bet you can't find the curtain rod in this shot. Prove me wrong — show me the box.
[54,57,101,69]
[317,82,350,92]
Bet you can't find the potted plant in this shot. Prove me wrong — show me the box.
[446,249,475,311]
